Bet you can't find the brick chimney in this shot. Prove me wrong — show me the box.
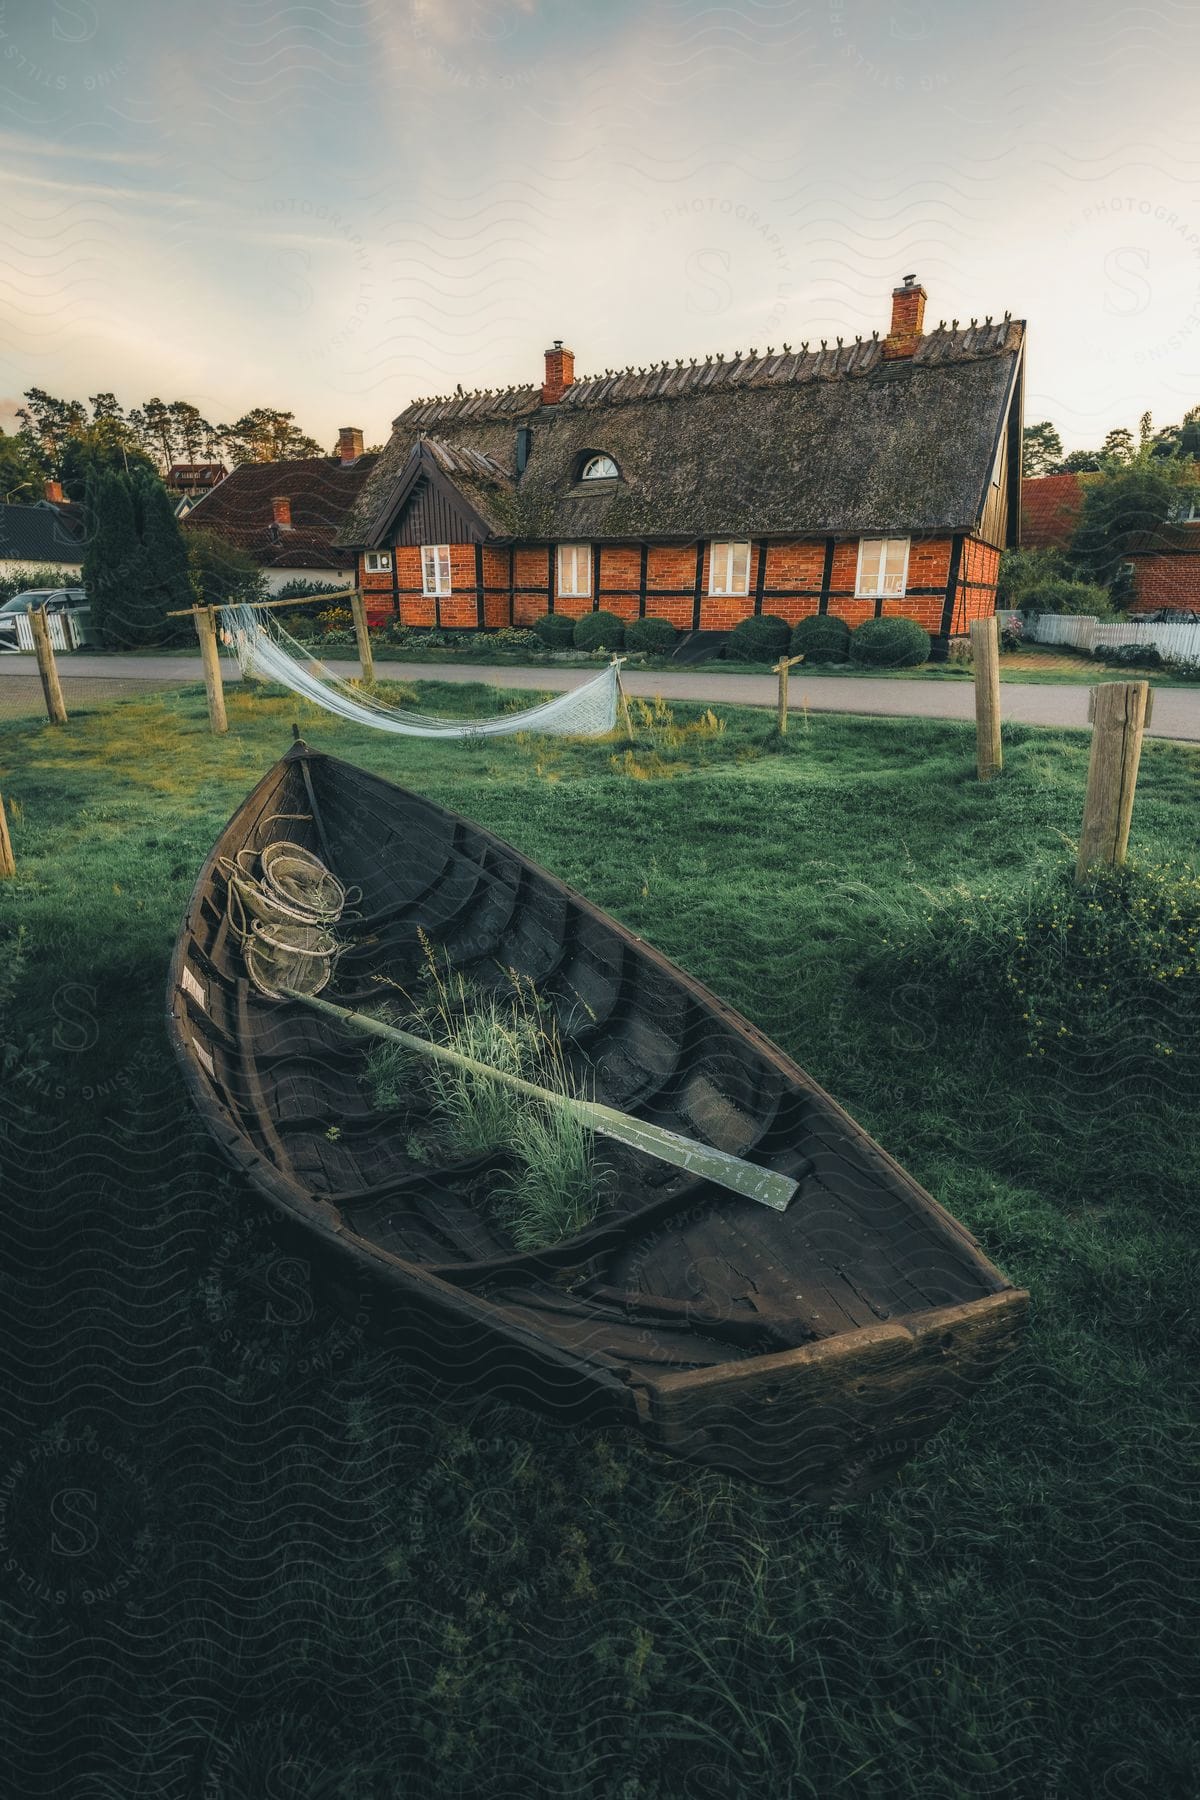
[271,495,292,528]
[44,478,64,503]
[541,340,575,405]
[883,275,927,360]
[338,426,364,466]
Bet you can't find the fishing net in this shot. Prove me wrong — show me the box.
[244,921,340,1001]
[223,840,353,1000]
[218,602,621,739]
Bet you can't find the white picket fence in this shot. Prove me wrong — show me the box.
[995,611,1200,664]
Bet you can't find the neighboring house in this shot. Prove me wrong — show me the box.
[338,279,1026,651]
[0,482,85,581]
[182,429,377,593]
[166,462,228,517]
[1021,467,1200,611]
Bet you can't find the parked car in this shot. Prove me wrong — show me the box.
[0,588,97,652]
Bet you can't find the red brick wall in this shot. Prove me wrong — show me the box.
[360,531,1001,636]
[1129,554,1200,612]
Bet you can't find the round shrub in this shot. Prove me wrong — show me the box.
[573,609,625,651]
[625,616,678,655]
[726,614,790,662]
[791,614,850,664]
[531,613,576,648]
[849,616,931,668]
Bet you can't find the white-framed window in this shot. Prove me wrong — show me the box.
[581,454,619,480]
[421,544,451,596]
[364,550,392,573]
[709,540,751,597]
[557,543,592,598]
[855,536,910,598]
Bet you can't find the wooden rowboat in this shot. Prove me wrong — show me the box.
[167,741,1027,1499]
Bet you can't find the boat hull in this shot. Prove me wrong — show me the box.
[167,743,1028,1498]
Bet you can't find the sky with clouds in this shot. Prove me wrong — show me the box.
[1,0,1198,452]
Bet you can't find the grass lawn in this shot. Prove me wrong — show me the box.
[1,679,1198,1798]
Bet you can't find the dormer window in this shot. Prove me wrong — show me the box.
[581,454,619,481]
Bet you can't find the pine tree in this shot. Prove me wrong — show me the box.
[84,471,148,649]
[138,471,194,644]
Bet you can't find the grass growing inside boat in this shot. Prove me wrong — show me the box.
[2,678,1199,1797]
[361,940,597,1249]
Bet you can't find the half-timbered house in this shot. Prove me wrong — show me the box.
[339,280,1026,653]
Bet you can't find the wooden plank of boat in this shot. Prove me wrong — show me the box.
[166,740,1028,1498]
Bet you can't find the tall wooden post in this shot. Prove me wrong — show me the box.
[969,616,1002,780]
[28,605,67,724]
[194,605,228,735]
[350,588,375,686]
[1076,680,1151,881]
[0,792,15,878]
[773,654,802,735]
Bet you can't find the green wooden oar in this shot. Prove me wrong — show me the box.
[281,988,799,1212]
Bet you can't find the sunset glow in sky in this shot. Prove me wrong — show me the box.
[2,0,1199,452]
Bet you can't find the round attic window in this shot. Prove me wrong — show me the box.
[581,454,619,480]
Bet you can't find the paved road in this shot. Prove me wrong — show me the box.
[3,651,1199,741]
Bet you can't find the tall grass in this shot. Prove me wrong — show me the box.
[362,937,597,1248]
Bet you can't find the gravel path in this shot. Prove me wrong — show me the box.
[2,652,1198,742]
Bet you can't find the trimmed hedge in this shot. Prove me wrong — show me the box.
[791,614,850,664]
[726,614,790,663]
[625,616,678,655]
[573,610,625,651]
[849,616,931,668]
[531,613,576,648]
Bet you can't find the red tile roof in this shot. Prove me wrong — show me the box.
[1020,474,1085,549]
[182,454,378,571]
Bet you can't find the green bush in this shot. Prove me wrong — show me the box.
[726,614,790,662]
[867,861,1200,1096]
[1091,642,1163,669]
[625,617,678,655]
[1018,577,1113,618]
[848,615,931,668]
[531,613,576,648]
[573,609,625,651]
[791,614,850,664]
[996,545,1067,609]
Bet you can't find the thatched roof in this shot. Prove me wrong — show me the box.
[339,322,1024,549]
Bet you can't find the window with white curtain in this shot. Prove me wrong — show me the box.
[421,544,451,596]
[855,536,910,598]
[708,540,751,596]
[557,543,592,597]
[364,550,392,573]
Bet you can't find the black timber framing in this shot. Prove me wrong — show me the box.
[753,542,767,615]
[692,541,705,631]
[818,538,836,614]
[474,543,485,628]
[938,533,965,647]
[638,543,649,617]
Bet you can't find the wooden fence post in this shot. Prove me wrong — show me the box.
[350,588,375,686]
[28,604,68,725]
[773,654,803,735]
[1076,680,1151,882]
[193,605,228,735]
[0,792,15,878]
[969,616,1002,780]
